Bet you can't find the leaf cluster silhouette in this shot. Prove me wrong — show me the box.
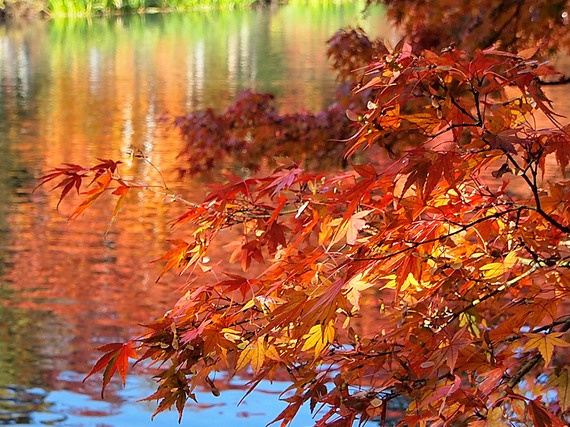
[377,0,570,56]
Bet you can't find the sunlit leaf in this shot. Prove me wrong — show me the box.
[83,341,137,398]
[69,170,113,220]
[523,332,570,366]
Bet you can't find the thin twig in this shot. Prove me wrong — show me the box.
[353,207,523,262]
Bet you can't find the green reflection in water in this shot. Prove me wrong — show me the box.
[0,303,45,387]
[0,297,62,423]
[42,2,386,110]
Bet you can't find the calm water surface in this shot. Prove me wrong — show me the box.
[0,5,396,426]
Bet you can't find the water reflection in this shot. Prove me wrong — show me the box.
[0,4,392,425]
[0,375,318,426]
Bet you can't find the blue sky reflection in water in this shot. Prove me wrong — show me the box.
[36,375,316,426]
[3,374,315,425]
[0,4,393,426]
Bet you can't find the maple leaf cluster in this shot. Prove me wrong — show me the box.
[377,0,570,59]
[173,89,354,177]
[38,40,570,426]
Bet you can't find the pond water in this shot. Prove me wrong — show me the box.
[0,4,396,426]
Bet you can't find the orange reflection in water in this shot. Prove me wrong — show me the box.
[0,6,395,402]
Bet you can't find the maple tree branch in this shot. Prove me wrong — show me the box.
[426,122,482,138]
[505,317,570,393]
[531,316,570,334]
[353,207,523,262]
[148,188,200,208]
[495,146,570,234]
[453,98,478,124]
[504,316,570,392]
[528,165,570,234]
[439,264,540,331]
[130,146,172,192]
[440,81,479,124]
[110,176,202,209]
[540,75,570,85]
[519,258,570,268]
[473,89,483,126]
[506,353,542,390]
[559,317,570,333]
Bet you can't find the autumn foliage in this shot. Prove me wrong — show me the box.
[172,28,392,176]
[38,12,570,427]
[173,90,354,176]
[378,0,570,56]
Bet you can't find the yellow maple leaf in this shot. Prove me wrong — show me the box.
[485,407,509,427]
[480,251,518,279]
[301,320,335,358]
[480,263,504,279]
[523,332,570,366]
[235,336,266,375]
[344,272,376,310]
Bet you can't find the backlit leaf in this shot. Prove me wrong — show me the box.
[236,336,266,376]
[69,170,113,220]
[523,332,570,366]
[301,321,335,358]
[83,341,138,398]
